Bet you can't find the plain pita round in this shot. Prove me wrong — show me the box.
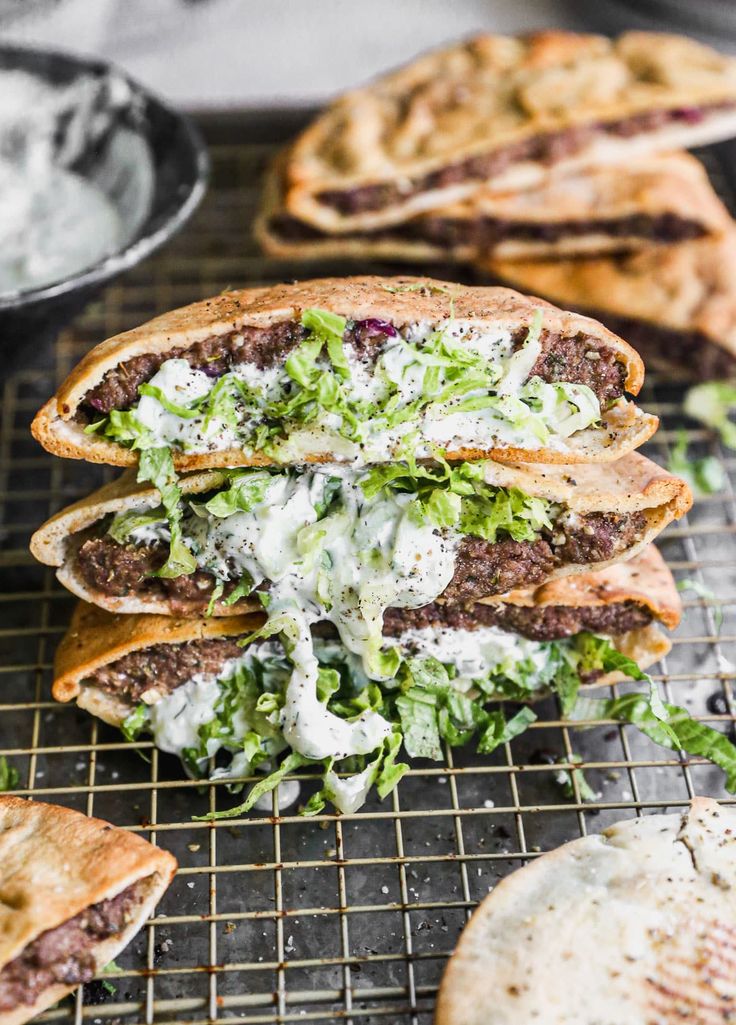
[436,797,736,1025]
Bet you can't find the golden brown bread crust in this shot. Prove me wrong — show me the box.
[484,229,736,359]
[30,275,654,468]
[53,603,264,703]
[29,453,692,616]
[283,31,736,231]
[492,543,682,629]
[0,795,176,1025]
[258,151,730,263]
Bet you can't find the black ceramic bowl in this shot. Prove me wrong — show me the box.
[0,45,209,364]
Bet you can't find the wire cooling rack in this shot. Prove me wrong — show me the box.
[2,116,736,1025]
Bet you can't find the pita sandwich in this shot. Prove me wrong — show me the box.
[259,151,730,263]
[0,796,176,1025]
[52,544,678,739]
[483,228,736,380]
[435,797,736,1025]
[30,454,691,618]
[282,31,736,232]
[31,276,657,470]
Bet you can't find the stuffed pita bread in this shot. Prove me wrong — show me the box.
[259,152,729,263]
[50,546,678,809]
[30,454,691,622]
[0,796,176,1025]
[436,797,736,1025]
[483,229,736,380]
[31,276,656,469]
[282,31,736,232]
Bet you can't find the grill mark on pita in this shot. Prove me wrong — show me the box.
[646,919,736,1023]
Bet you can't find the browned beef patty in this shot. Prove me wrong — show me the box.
[86,596,650,707]
[89,637,245,702]
[587,312,736,381]
[74,536,248,617]
[315,102,735,216]
[269,210,705,248]
[76,510,647,613]
[382,598,652,642]
[77,318,626,421]
[0,880,145,1012]
[80,320,307,415]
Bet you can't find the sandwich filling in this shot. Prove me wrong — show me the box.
[91,621,646,816]
[80,306,629,462]
[0,879,147,1011]
[269,209,707,250]
[578,311,736,381]
[315,102,736,217]
[68,460,650,776]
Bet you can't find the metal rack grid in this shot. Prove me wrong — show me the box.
[2,117,736,1025]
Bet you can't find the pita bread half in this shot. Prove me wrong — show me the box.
[0,795,176,1025]
[53,603,263,723]
[283,31,736,232]
[30,275,656,470]
[51,546,677,728]
[29,453,692,616]
[494,542,681,628]
[482,228,736,377]
[259,151,730,263]
[435,797,736,1025]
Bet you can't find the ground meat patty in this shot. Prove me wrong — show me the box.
[315,102,735,216]
[383,597,652,642]
[530,334,625,405]
[0,880,145,1012]
[75,537,249,616]
[81,320,307,416]
[76,510,648,613]
[270,210,705,249]
[588,312,736,382]
[77,316,626,422]
[89,637,245,702]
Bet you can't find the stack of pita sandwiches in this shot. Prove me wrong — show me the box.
[258,29,736,379]
[29,273,693,817]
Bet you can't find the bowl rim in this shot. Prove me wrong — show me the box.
[0,43,210,310]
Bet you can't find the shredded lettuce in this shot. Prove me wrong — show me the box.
[119,619,736,815]
[137,448,197,578]
[107,506,166,544]
[677,578,723,632]
[667,429,724,495]
[86,307,605,463]
[0,756,18,792]
[554,754,597,802]
[684,381,736,449]
[360,457,556,542]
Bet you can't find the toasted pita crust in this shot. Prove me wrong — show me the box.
[493,543,681,629]
[30,453,692,616]
[259,151,730,263]
[30,276,656,469]
[483,229,736,368]
[0,796,176,1025]
[53,603,263,705]
[283,32,736,231]
[436,797,736,1025]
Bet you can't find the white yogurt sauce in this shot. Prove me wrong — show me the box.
[131,465,458,761]
[123,317,602,461]
[0,71,127,294]
[397,624,553,692]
